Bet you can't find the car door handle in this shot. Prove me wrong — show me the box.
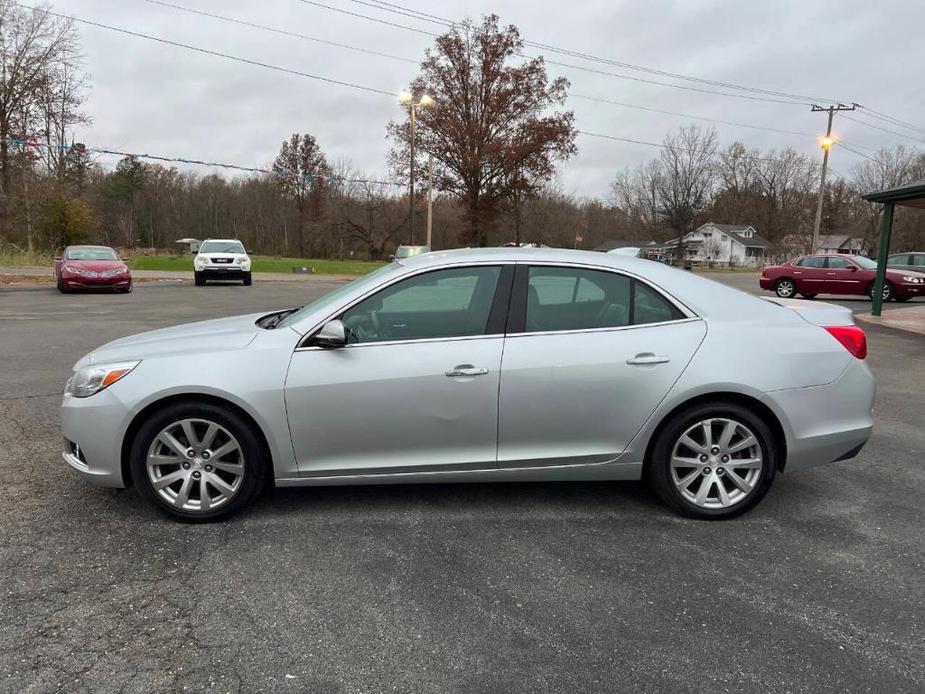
[626,353,670,366]
[445,365,489,377]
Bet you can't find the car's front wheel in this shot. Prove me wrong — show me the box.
[647,402,777,519]
[243,272,252,286]
[868,280,893,302]
[194,271,205,287]
[774,278,796,298]
[130,401,267,521]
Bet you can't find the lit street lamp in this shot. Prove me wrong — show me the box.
[399,90,434,245]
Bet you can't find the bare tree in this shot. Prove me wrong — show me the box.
[273,133,329,257]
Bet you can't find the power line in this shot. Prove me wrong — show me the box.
[858,108,925,136]
[4,137,405,186]
[571,93,814,137]
[347,0,845,104]
[842,113,925,146]
[17,3,396,97]
[141,0,417,65]
[297,0,817,106]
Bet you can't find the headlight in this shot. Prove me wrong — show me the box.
[239,259,251,269]
[99,266,127,278]
[65,360,140,398]
[65,265,96,277]
[902,276,923,284]
[195,259,206,270]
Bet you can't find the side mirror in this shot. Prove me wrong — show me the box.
[313,319,346,348]
[53,256,61,262]
[389,254,396,261]
[246,249,254,255]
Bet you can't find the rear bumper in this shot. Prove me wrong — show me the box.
[763,357,875,472]
[759,277,773,290]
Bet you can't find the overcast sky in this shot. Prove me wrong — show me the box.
[54,0,925,198]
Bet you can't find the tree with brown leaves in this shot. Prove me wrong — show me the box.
[388,15,576,247]
[273,133,329,257]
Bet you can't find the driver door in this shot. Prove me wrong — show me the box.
[284,264,512,476]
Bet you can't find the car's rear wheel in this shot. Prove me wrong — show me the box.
[868,280,893,302]
[130,401,267,521]
[647,402,777,519]
[774,278,796,298]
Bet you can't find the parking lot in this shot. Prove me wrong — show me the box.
[1,278,924,693]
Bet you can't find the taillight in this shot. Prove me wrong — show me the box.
[824,325,867,359]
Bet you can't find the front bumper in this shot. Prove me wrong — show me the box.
[895,282,925,299]
[60,389,130,487]
[196,267,249,279]
[61,275,131,290]
[763,357,875,472]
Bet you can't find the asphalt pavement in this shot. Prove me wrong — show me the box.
[1,278,923,693]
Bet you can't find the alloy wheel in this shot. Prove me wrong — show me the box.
[146,418,245,512]
[669,418,763,510]
[775,279,795,298]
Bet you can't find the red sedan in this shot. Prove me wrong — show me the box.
[54,245,133,293]
[760,253,925,302]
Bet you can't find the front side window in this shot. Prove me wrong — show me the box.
[886,255,907,267]
[525,266,683,333]
[914,254,925,267]
[341,266,502,344]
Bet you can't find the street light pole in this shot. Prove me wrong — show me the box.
[398,91,434,247]
[409,104,416,245]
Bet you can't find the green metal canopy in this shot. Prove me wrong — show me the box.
[862,179,925,316]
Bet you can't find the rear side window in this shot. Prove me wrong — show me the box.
[886,255,907,266]
[524,266,683,333]
[797,256,825,268]
[913,255,925,267]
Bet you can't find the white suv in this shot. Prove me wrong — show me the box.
[194,239,252,286]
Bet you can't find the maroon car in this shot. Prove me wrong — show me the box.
[54,245,133,293]
[759,253,925,302]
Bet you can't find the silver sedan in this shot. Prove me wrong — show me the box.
[61,248,875,521]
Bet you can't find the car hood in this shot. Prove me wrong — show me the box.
[62,259,126,271]
[199,252,245,260]
[75,313,265,368]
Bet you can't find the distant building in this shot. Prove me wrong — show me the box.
[815,234,868,255]
[651,223,770,267]
[593,239,661,253]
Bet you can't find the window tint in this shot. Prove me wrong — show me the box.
[634,281,684,325]
[827,257,853,269]
[797,256,825,268]
[340,266,501,344]
[913,255,925,267]
[524,266,683,332]
[886,255,906,266]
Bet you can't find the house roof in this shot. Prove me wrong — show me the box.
[816,234,865,250]
[593,239,660,252]
[696,223,771,248]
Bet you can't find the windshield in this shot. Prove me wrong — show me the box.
[852,256,878,269]
[66,247,118,261]
[200,241,245,254]
[278,263,399,329]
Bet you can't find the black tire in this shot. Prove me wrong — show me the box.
[799,293,817,299]
[194,271,205,287]
[243,272,252,286]
[56,276,68,293]
[774,278,796,298]
[646,401,778,520]
[868,280,893,302]
[130,400,268,522]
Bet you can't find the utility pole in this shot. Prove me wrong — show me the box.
[810,103,856,253]
[408,104,415,245]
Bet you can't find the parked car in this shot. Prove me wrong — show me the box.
[391,245,431,260]
[62,248,874,522]
[886,252,925,275]
[759,253,925,302]
[194,239,251,286]
[54,245,132,293]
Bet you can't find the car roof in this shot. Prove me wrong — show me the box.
[397,246,657,271]
[66,245,114,250]
[201,238,242,243]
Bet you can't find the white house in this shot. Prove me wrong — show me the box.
[654,223,770,267]
[815,234,868,255]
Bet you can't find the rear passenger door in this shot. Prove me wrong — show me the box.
[792,256,827,292]
[497,264,707,468]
